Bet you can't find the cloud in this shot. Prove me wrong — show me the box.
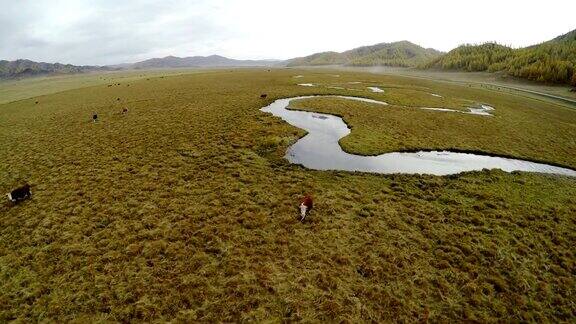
[0,0,575,65]
[0,0,236,65]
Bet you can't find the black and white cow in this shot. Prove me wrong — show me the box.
[7,184,32,203]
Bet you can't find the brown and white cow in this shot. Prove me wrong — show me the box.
[299,195,313,221]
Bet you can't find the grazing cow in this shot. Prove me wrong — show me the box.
[93,113,98,123]
[117,98,120,101]
[7,184,32,203]
[299,195,313,221]
[122,107,129,114]
[35,101,39,104]
[260,94,267,99]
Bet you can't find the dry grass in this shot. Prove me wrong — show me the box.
[0,69,575,322]
[0,68,213,105]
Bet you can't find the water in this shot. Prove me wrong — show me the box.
[294,82,490,116]
[260,96,576,176]
[468,104,494,116]
[421,104,494,116]
[421,108,460,112]
[330,96,387,106]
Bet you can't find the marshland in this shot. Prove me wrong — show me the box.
[1,68,575,322]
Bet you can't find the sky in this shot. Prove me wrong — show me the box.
[1,0,575,66]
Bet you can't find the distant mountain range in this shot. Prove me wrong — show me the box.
[0,55,278,79]
[114,55,279,69]
[2,29,575,85]
[0,59,110,79]
[284,41,443,68]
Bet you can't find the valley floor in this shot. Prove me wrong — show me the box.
[304,65,576,108]
[0,69,575,322]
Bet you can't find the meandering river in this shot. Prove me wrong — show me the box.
[260,96,576,176]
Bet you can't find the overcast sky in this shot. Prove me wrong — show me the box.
[1,0,574,65]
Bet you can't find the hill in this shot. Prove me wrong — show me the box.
[551,28,576,42]
[284,51,346,66]
[423,29,576,85]
[285,41,442,67]
[0,59,105,79]
[345,41,443,67]
[126,55,279,69]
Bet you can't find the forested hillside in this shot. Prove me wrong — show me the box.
[423,29,576,85]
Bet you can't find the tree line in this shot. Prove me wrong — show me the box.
[422,40,576,86]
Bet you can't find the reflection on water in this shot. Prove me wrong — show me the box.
[422,104,494,116]
[260,96,576,176]
[468,104,494,116]
[368,87,384,93]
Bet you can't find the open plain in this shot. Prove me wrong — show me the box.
[1,69,575,322]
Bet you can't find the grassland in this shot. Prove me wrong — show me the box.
[308,66,576,107]
[0,68,213,105]
[1,69,575,322]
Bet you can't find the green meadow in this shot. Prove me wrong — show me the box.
[1,69,575,322]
